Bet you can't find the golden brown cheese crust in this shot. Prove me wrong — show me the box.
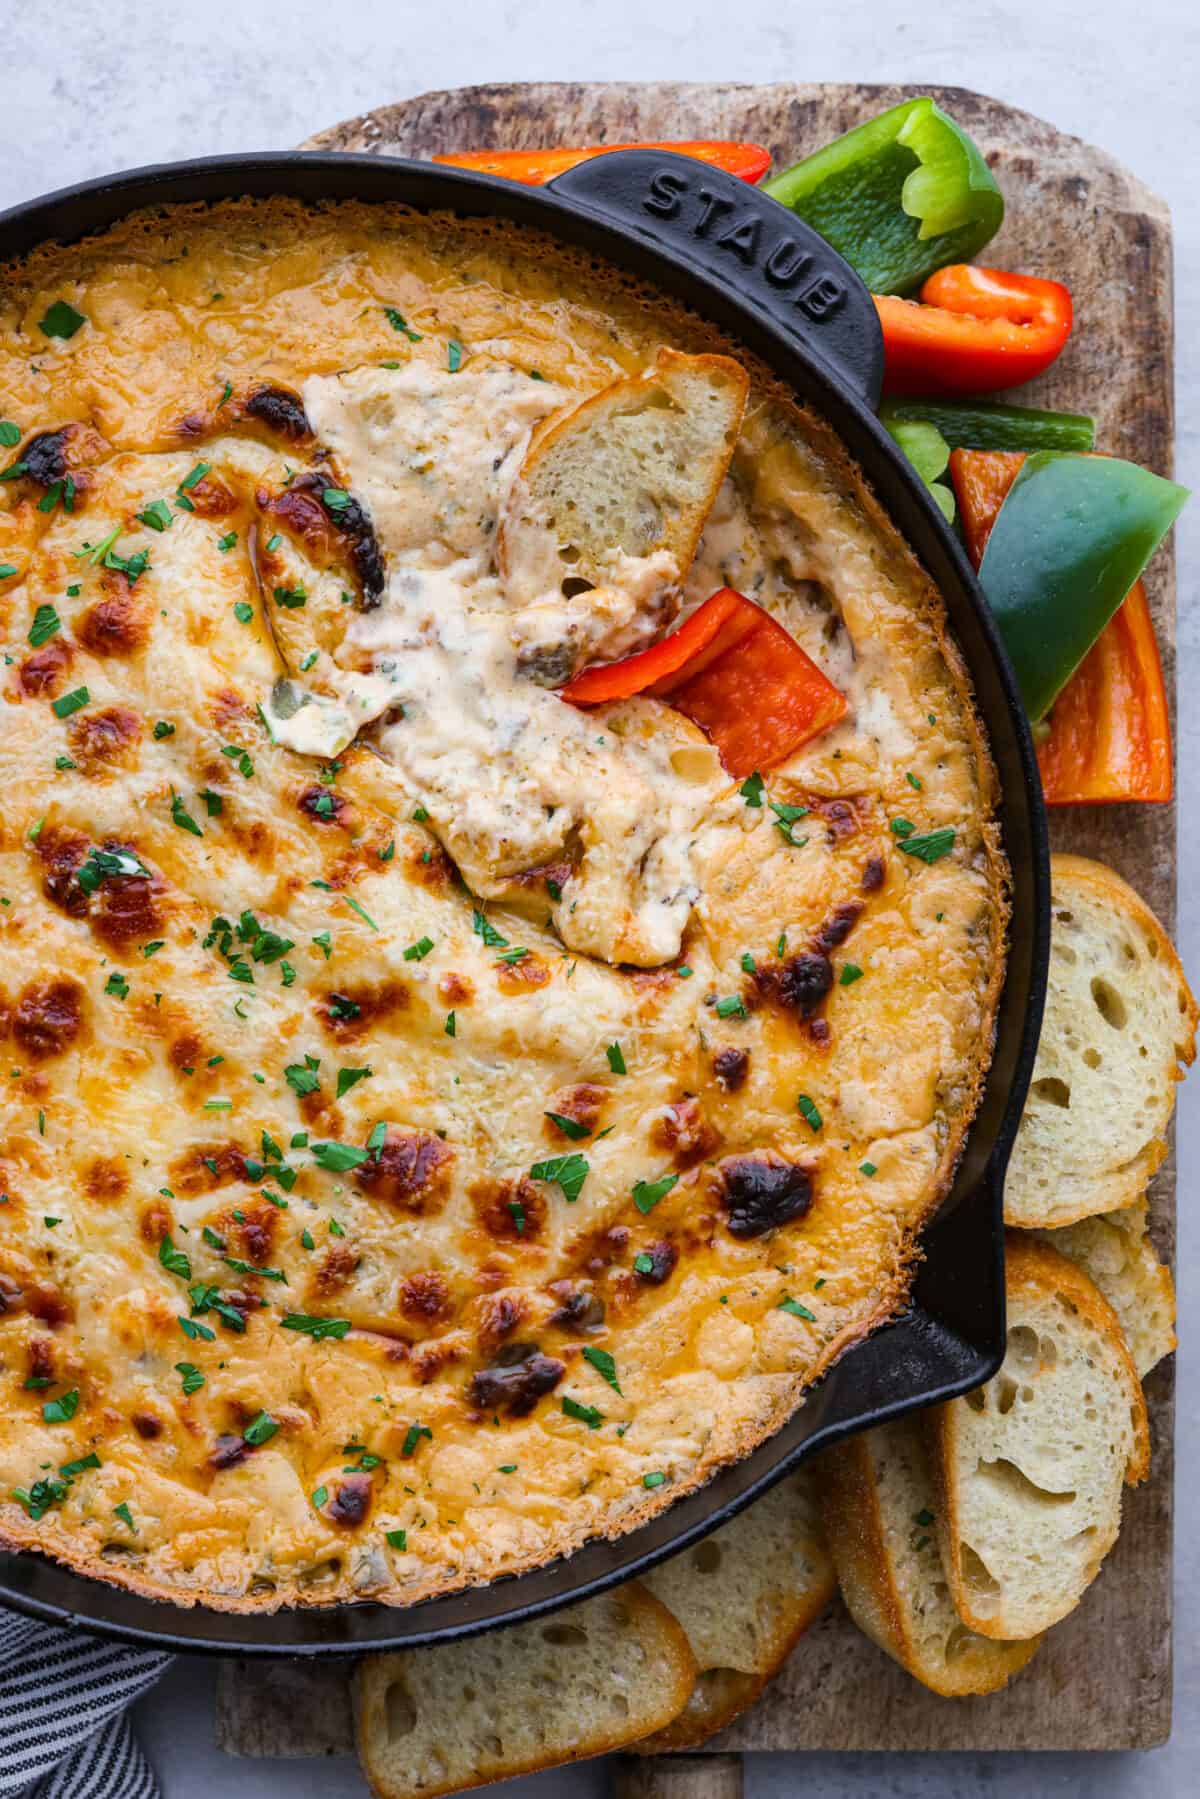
[0,199,1006,1611]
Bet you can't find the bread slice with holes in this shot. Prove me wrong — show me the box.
[1033,1200,1176,1378]
[637,1468,835,1751]
[928,1235,1149,1641]
[353,1582,695,1799]
[817,1418,1041,1695]
[498,348,748,611]
[1005,854,1196,1229]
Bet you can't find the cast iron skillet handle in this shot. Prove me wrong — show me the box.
[546,149,884,408]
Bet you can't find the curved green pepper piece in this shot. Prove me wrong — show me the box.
[763,97,1003,295]
[978,453,1188,721]
[883,417,956,523]
[880,397,1095,455]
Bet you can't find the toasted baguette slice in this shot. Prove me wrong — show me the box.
[354,1583,695,1799]
[499,348,748,607]
[929,1236,1149,1642]
[1032,1200,1176,1378]
[1005,854,1197,1228]
[817,1418,1041,1695]
[637,1469,834,1751]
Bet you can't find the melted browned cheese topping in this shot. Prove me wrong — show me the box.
[0,199,1005,1610]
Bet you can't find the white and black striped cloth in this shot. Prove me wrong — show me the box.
[0,1607,170,1797]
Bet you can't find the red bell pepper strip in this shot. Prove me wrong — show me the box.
[876,264,1073,396]
[433,141,772,187]
[948,449,1171,803]
[559,588,847,778]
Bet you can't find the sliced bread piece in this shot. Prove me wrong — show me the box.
[499,347,748,619]
[1033,1200,1176,1378]
[817,1417,1041,1695]
[928,1235,1149,1641]
[353,1582,695,1799]
[637,1468,835,1751]
[1005,854,1196,1229]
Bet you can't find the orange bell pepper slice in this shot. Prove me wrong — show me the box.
[433,141,772,187]
[559,587,847,778]
[948,449,1171,803]
[876,265,1073,396]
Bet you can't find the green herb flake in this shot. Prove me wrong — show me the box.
[562,1396,603,1430]
[797,1093,822,1132]
[243,1410,279,1446]
[138,499,173,533]
[447,339,464,372]
[401,1421,432,1458]
[273,585,308,610]
[839,963,864,986]
[582,1346,622,1394]
[860,1161,878,1177]
[530,1152,589,1204]
[159,1235,192,1280]
[739,770,765,808]
[779,1295,817,1321]
[281,1313,352,1341]
[104,971,130,1001]
[0,420,21,447]
[336,1065,372,1099]
[311,1139,369,1173]
[906,771,923,791]
[715,994,746,1019]
[472,909,508,949]
[39,300,87,340]
[28,603,61,648]
[42,1387,80,1424]
[170,794,202,837]
[444,1010,457,1038]
[386,1528,408,1549]
[899,826,956,864]
[632,1173,678,1215]
[606,1041,626,1076]
[384,306,422,342]
[51,686,89,720]
[403,935,434,962]
[643,1471,667,1490]
[178,461,210,492]
[544,1110,590,1140]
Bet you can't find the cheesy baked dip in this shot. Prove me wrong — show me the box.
[0,198,1005,1610]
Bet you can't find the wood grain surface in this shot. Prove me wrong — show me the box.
[216,80,1177,1761]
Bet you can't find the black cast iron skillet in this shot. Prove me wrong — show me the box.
[0,150,1050,1652]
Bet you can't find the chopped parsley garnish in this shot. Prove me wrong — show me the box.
[780,1295,816,1321]
[170,793,203,836]
[797,1093,822,1132]
[178,461,210,492]
[138,499,172,532]
[530,1152,589,1203]
[113,1501,136,1531]
[142,940,164,958]
[562,1396,603,1430]
[0,562,18,579]
[386,1528,408,1549]
[343,895,378,931]
[188,1283,246,1333]
[839,963,863,985]
[153,719,175,739]
[282,1050,318,1093]
[497,946,529,964]
[159,1235,192,1280]
[770,799,810,846]
[221,744,254,778]
[675,965,693,979]
[42,1387,80,1424]
[218,530,237,552]
[233,600,254,625]
[0,420,20,447]
[447,339,464,372]
[472,909,508,949]
[643,1471,667,1490]
[890,816,916,839]
[322,487,351,515]
[178,1315,216,1342]
[13,1478,69,1520]
[39,300,87,339]
[313,931,332,959]
[199,788,223,817]
[311,1486,328,1510]
[243,1410,278,1447]
[444,1010,457,1038]
[384,307,422,341]
[544,1110,590,1140]
[899,826,956,864]
[632,1173,678,1214]
[633,1253,654,1275]
[739,770,765,807]
[104,971,129,1001]
[336,1065,372,1099]
[311,1139,369,1173]
[51,686,89,720]
[273,585,308,609]
[606,1041,626,1075]
[508,1198,525,1235]
[401,1421,432,1457]
[281,1313,352,1341]
[907,771,923,791]
[76,846,149,894]
[740,952,756,973]
[223,1255,286,1282]
[403,936,434,962]
[582,1346,622,1393]
[28,603,61,648]
[327,992,361,1021]
[715,994,746,1019]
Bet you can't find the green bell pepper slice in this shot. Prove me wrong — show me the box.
[763,97,1003,295]
[880,397,1095,454]
[883,417,956,523]
[978,453,1188,721]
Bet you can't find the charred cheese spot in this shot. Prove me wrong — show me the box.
[91,852,164,949]
[83,1156,128,1203]
[546,1281,605,1330]
[862,854,886,892]
[317,980,408,1040]
[13,979,86,1061]
[183,472,237,519]
[259,470,385,601]
[437,972,473,1006]
[497,952,551,995]
[754,951,834,1021]
[471,1176,546,1244]
[168,1141,253,1195]
[466,1343,565,1417]
[544,1082,606,1139]
[325,1472,373,1528]
[652,1095,721,1169]
[356,1128,453,1217]
[810,901,864,956]
[298,784,350,827]
[632,1239,677,1286]
[132,1411,163,1440]
[399,1270,453,1328]
[67,705,143,774]
[407,840,457,892]
[309,1244,360,1299]
[715,1153,814,1240]
[473,1291,526,1356]
[712,1046,749,1092]
[242,382,313,444]
[18,637,74,698]
[77,580,150,659]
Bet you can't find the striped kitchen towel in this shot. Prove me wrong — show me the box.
[0,1607,170,1797]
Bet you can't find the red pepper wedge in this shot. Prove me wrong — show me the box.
[559,588,847,778]
[949,449,1171,803]
[433,141,772,187]
[876,264,1073,396]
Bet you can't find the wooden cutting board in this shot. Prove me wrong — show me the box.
[215,82,1177,1767]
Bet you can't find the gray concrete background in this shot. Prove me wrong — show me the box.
[3,1,1196,1790]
